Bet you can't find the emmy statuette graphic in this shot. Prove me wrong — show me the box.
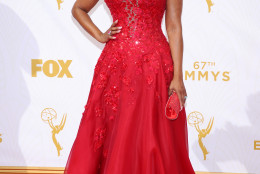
[56,0,64,10]
[188,111,214,160]
[41,108,67,156]
[206,0,214,12]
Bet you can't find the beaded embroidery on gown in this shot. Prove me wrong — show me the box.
[64,0,196,173]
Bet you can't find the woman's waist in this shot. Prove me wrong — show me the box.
[110,28,168,44]
[105,32,170,56]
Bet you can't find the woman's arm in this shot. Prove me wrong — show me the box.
[71,0,121,43]
[165,0,187,108]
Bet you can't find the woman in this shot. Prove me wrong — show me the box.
[64,0,196,173]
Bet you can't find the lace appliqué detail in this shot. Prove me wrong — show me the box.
[122,0,139,37]
[94,127,107,152]
[104,85,120,112]
[146,75,153,85]
[121,75,131,86]
[134,59,143,75]
[95,106,104,119]
[96,71,108,89]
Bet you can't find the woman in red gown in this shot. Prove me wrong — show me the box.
[64,0,196,173]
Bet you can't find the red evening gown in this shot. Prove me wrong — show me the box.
[64,0,196,173]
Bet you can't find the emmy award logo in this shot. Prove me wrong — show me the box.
[206,0,214,13]
[56,0,64,10]
[41,108,67,156]
[188,111,214,160]
[0,133,2,143]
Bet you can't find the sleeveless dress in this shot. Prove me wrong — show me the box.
[64,0,196,173]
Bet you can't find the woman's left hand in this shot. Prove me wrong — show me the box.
[168,77,187,109]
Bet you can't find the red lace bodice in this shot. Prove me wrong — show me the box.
[103,0,171,57]
[105,0,166,40]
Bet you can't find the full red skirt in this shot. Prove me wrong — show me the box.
[64,33,196,173]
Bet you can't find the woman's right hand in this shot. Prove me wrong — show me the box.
[98,19,122,43]
[168,76,187,110]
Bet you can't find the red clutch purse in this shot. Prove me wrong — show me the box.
[165,91,183,120]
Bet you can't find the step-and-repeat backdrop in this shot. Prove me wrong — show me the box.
[0,0,260,173]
